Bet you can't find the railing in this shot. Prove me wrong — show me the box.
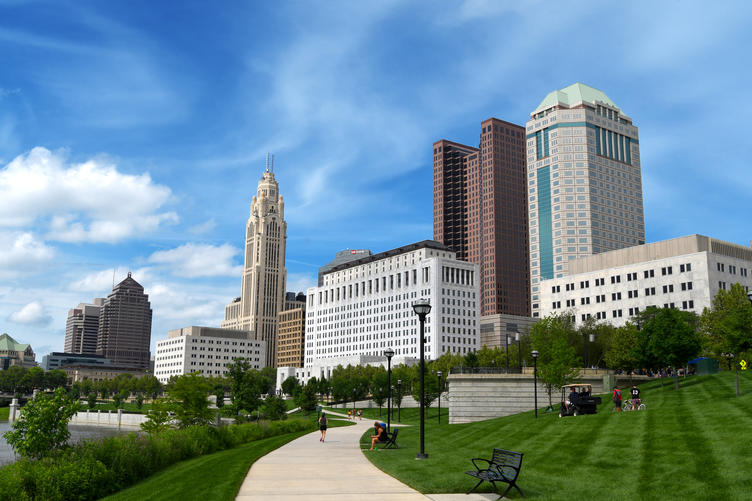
[449,367,523,375]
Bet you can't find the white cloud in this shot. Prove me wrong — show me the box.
[148,243,242,278]
[286,272,316,294]
[69,267,153,293]
[0,147,178,242]
[8,301,53,325]
[0,232,55,278]
[188,218,216,235]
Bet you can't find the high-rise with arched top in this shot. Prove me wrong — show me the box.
[222,157,287,368]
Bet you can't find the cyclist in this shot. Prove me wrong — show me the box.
[630,384,641,410]
[612,386,622,412]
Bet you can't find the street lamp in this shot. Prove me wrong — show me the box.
[515,331,522,371]
[722,352,739,397]
[505,332,510,372]
[412,298,431,460]
[584,333,595,370]
[532,350,539,419]
[437,371,443,424]
[384,348,395,433]
[397,379,402,423]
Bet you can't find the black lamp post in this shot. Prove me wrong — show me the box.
[515,331,522,371]
[505,332,510,372]
[412,298,431,460]
[384,348,395,433]
[722,352,739,397]
[532,350,539,419]
[437,371,443,424]
[583,333,595,371]
[397,379,402,423]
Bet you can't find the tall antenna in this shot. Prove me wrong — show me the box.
[265,152,274,173]
[112,268,116,289]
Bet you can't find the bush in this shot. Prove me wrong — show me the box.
[0,417,317,500]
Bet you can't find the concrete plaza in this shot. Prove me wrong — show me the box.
[235,412,497,501]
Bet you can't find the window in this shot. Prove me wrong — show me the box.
[682,300,695,310]
[581,297,591,305]
[681,282,693,291]
[717,263,725,272]
[719,281,727,290]
[610,275,621,284]
[645,287,656,296]
[612,309,623,318]
[595,278,605,286]
[680,263,692,273]
[552,285,561,293]
[662,284,674,293]
[611,292,622,300]
[661,266,673,276]
[580,280,590,288]
[644,269,655,278]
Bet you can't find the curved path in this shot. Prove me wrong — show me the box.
[235,412,496,501]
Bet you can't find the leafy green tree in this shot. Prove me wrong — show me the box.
[294,382,318,415]
[317,377,331,400]
[463,351,479,368]
[700,283,752,390]
[87,391,98,409]
[576,318,615,368]
[140,397,174,434]
[635,307,701,389]
[3,388,80,459]
[226,359,265,413]
[135,392,145,410]
[604,322,640,374]
[530,314,581,407]
[45,370,69,390]
[410,365,439,408]
[281,376,301,397]
[262,394,287,421]
[167,373,214,427]
[113,389,129,409]
[370,371,389,416]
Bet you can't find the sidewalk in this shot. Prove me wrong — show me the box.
[235,412,497,501]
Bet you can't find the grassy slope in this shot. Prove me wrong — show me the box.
[0,407,8,421]
[361,372,752,500]
[104,418,355,501]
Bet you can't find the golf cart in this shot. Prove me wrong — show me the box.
[558,383,602,417]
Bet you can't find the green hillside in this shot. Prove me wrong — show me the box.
[362,372,752,500]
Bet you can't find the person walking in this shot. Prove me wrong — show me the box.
[318,412,328,442]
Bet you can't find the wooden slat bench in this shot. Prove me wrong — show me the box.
[383,428,399,449]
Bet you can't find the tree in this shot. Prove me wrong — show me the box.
[604,322,640,375]
[3,388,80,459]
[635,307,701,389]
[87,391,98,409]
[262,394,287,421]
[463,351,479,368]
[140,397,174,434]
[530,315,581,407]
[370,371,389,416]
[410,365,439,408]
[167,373,214,427]
[700,283,752,394]
[226,359,266,414]
[281,376,301,397]
[294,382,318,415]
[135,392,145,410]
[113,389,129,409]
[45,370,69,390]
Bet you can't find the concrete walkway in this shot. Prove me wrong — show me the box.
[235,412,497,501]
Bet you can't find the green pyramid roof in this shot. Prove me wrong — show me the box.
[533,82,618,114]
[0,333,30,352]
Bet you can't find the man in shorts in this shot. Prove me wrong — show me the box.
[630,385,641,410]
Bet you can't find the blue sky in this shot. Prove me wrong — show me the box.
[1,0,750,358]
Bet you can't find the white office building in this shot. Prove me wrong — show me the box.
[304,240,480,368]
[540,234,752,326]
[154,326,265,383]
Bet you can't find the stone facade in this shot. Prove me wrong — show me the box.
[222,158,287,368]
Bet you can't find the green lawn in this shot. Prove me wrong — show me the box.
[325,404,448,425]
[101,431,309,501]
[0,406,8,421]
[103,417,355,501]
[361,372,752,500]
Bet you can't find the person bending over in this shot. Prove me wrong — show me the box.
[369,421,388,450]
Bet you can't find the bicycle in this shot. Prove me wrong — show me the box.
[622,399,646,411]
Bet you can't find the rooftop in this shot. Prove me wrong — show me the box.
[0,333,30,352]
[533,82,618,115]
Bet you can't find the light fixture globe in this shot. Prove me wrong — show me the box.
[412,299,432,316]
[747,290,752,304]
[384,348,395,359]
[531,350,539,359]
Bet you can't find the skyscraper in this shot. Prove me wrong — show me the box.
[222,156,287,367]
[64,299,104,355]
[433,118,529,317]
[526,83,645,316]
[96,273,152,369]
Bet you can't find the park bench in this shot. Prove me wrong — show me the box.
[465,447,524,499]
[383,428,399,449]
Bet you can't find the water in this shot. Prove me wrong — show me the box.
[0,421,135,465]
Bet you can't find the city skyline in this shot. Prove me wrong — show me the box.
[1,2,750,357]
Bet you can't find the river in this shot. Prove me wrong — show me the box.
[0,421,136,465]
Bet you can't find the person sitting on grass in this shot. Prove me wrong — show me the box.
[368,421,388,450]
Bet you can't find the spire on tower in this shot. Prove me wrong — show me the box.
[265,153,275,173]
